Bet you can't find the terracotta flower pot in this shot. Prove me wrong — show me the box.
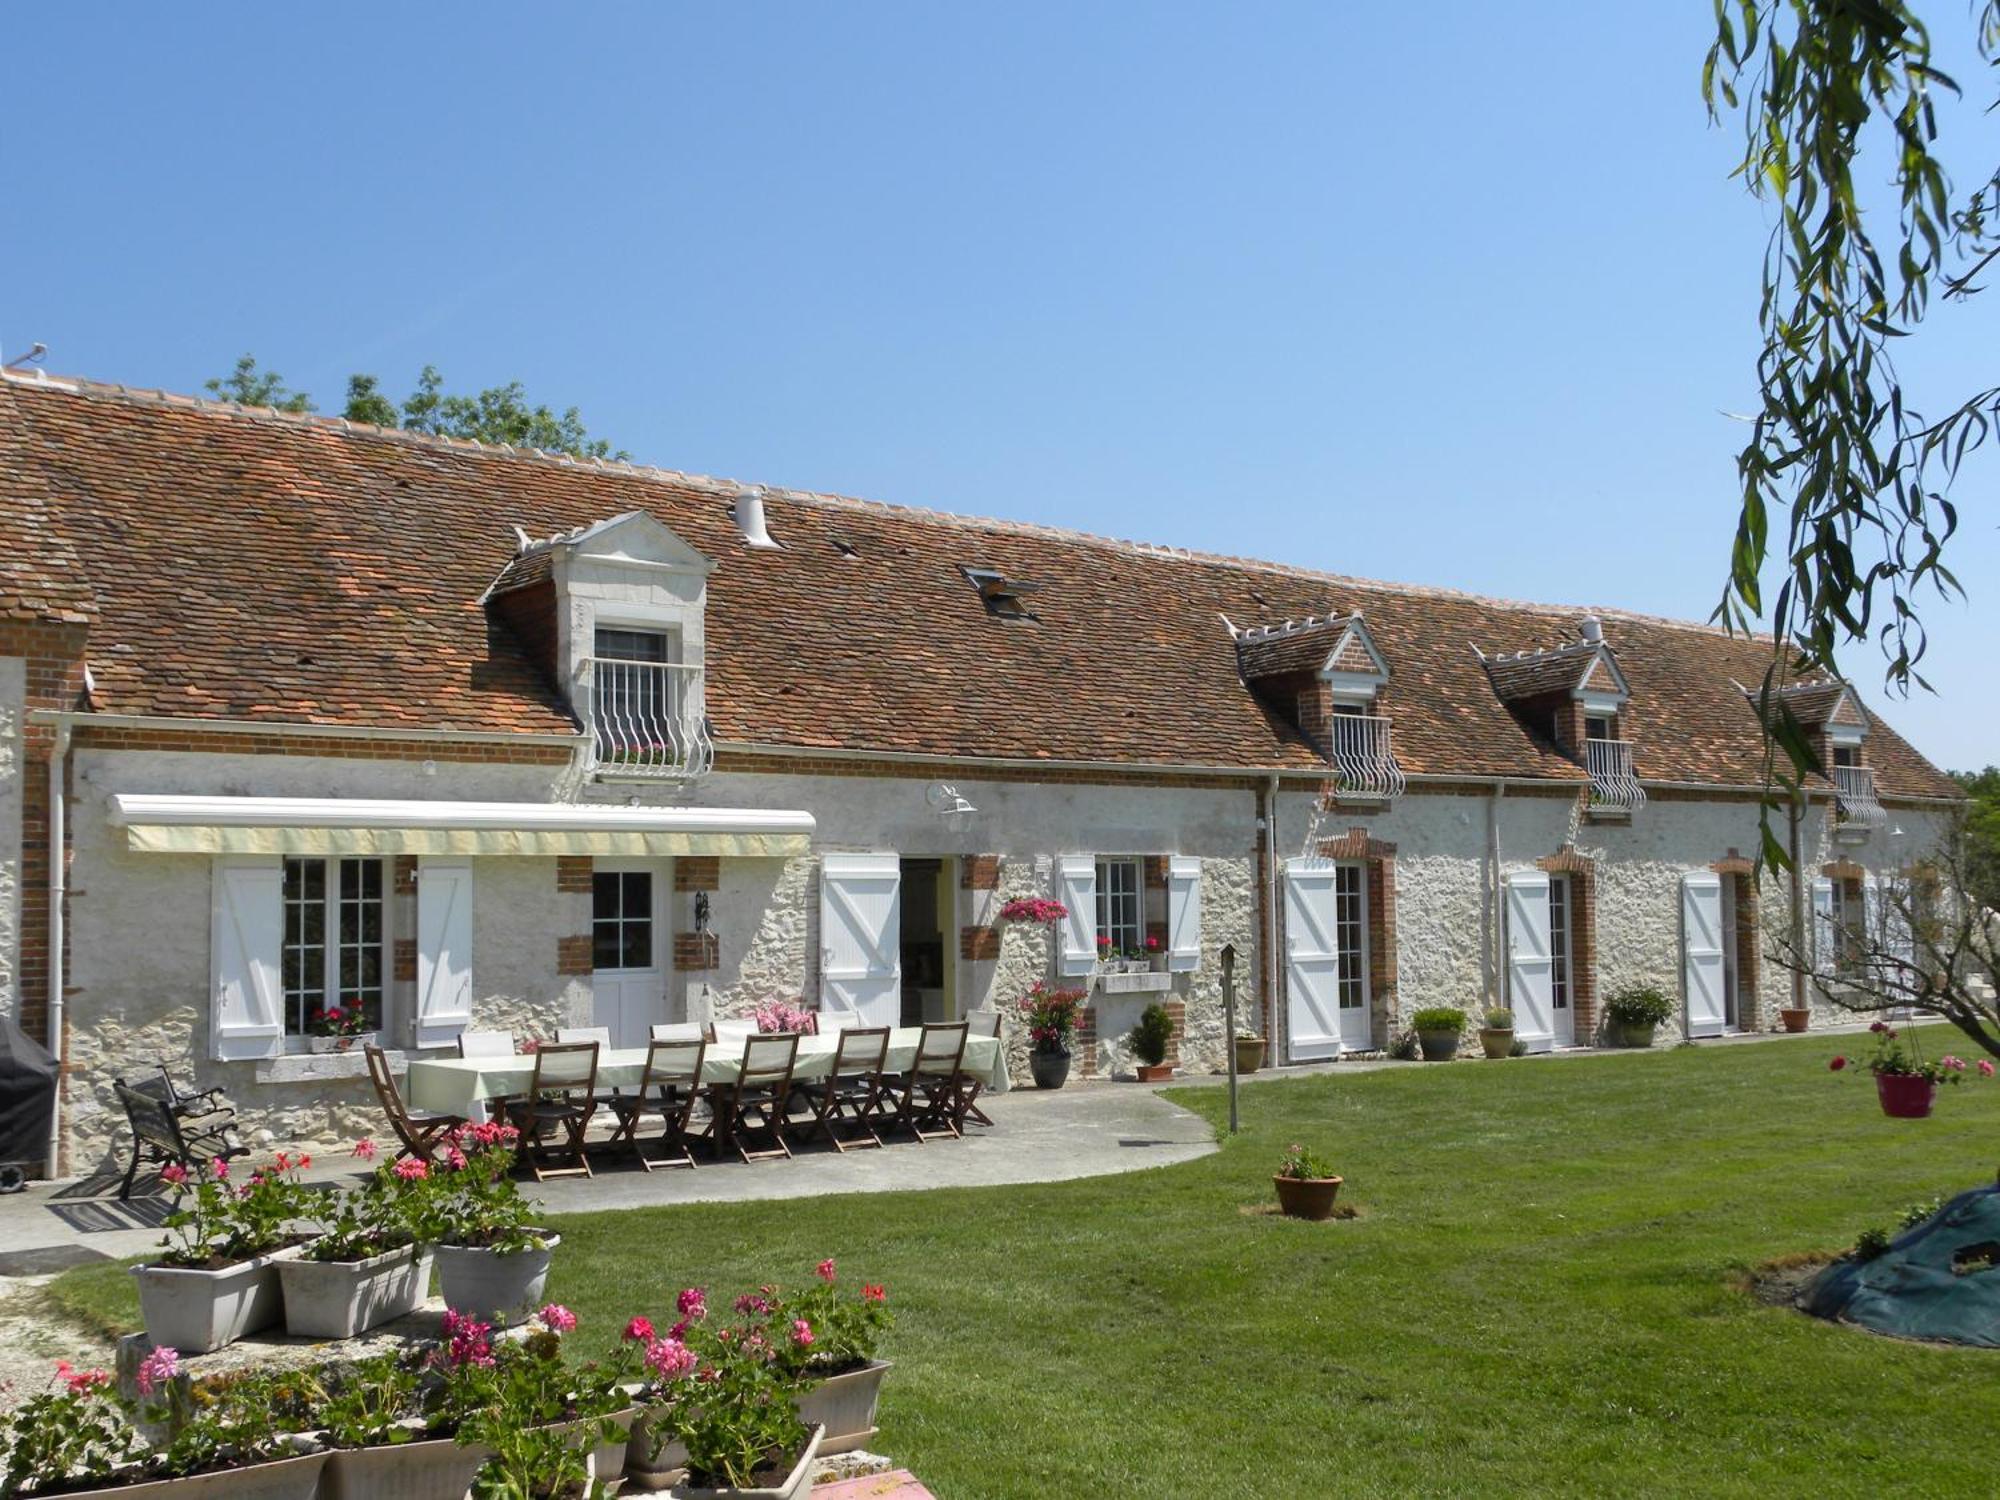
[1233,1036,1266,1074]
[1479,1028,1515,1060]
[1876,1072,1937,1119]
[1273,1174,1343,1221]
[1780,1008,1811,1033]
[1134,1063,1174,1083]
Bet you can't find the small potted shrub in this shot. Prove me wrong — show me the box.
[1603,985,1672,1048]
[278,1139,433,1340]
[132,1152,311,1354]
[1128,1003,1176,1082]
[1272,1142,1343,1220]
[1411,1007,1467,1062]
[1830,1021,1993,1118]
[403,1123,561,1327]
[1016,982,1087,1090]
[1233,1028,1266,1074]
[1479,1007,1515,1059]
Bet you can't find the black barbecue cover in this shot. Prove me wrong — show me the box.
[0,1014,55,1166]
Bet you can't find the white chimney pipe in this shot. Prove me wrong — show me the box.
[732,486,781,550]
[1579,615,1603,643]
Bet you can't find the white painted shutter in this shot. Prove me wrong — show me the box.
[820,854,901,1027]
[415,858,474,1049]
[1283,858,1342,1061]
[1873,875,1917,1017]
[211,857,284,1061]
[1166,856,1202,972]
[1681,871,1726,1039]
[1057,856,1097,976]
[1504,871,1555,1052]
[1811,877,1837,979]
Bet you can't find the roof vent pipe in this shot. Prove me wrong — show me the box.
[733,485,781,550]
[1578,615,1603,643]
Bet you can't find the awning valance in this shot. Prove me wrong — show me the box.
[107,794,815,857]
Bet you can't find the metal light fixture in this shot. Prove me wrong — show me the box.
[926,781,978,830]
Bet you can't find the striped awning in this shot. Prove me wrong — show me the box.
[107,794,814,857]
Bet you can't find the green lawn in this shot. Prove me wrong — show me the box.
[49,1035,2000,1496]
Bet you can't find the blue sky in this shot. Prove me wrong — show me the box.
[5,4,1994,768]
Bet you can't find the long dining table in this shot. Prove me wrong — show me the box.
[403,1027,1010,1122]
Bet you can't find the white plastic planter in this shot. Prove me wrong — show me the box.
[796,1360,891,1456]
[278,1242,433,1340]
[62,1452,329,1500]
[666,1425,822,1500]
[131,1244,303,1355]
[432,1232,559,1326]
[320,1433,489,1500]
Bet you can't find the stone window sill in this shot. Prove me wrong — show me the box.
[1097,971,1175,996]
[254,1050,410,1085]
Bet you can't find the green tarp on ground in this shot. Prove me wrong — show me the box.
[1807,1183,2000,1346]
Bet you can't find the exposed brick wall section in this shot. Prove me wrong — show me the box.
[1317,827,1396,862]
[70,724,573,764]
[673,932,719,972]
[960,925,1000,962]
[1077,1004,1098,1077]
[556,856,593,894]
[1823,858,1867,881]
[1142,855,1170,890]
[1314,828,1398,1049]
[392,855,418,896]
[1537,847,1598,1040]
[393,938,417,984]
[674,857,720,893]
[1145,919,1169,950]
[1732,873,1761,1030]
[555,935,593,976]
[1163,999,1186,1066]
[8,621,90,1042]
[960,855,1001,890]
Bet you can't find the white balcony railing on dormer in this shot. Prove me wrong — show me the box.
[584,658,714,780]
[1327,713,1406,800]
[1835,764,1887,828]
[1585,737,1646,812]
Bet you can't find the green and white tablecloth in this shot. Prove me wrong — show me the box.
[404,1028,1008,1119]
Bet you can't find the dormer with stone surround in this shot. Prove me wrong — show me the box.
[1234,612,1404,800]
[484,510,717,780]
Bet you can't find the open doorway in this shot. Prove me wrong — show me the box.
[898,857,956,1026]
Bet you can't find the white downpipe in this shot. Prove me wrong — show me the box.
[46,721,70,1177]
[1264,775,1281,1062]
[1486,779,1507,1011]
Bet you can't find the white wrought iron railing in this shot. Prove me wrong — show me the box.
[584,658,714,780]
[1834,764,1887,828]
[1586,738,1646,812]
[1327,713,1405,799]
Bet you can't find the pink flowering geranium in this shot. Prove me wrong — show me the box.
[644,1336,698,1381]
[624,1315,656,1343]
[539,1304,578,1334]
[352,1137,378,1162]
[439,1309,496,1369]
[815,1258,837,1284]
[752,1001,818,1035]
[677,1287,708,1320]
[1982,1060,1996,1079]
[1017,981,1086,1050]
[1836,1024,1991,1087]
[790,1319,814,1348]
[998,896,1068,925]
[135,1345,179,1398]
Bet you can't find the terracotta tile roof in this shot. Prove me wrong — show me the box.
[1483,641,1602,700]
[1235,617,1352,680]
[0,375,1962,799]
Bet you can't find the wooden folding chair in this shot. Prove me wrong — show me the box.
[649,1022,706,1042]
[955,1010,1003,1129]
[894,1022,970,1144]
[716,1033,800,1163]
[364,1046,466,1168]
[605,1038,707,1171]
[506,1042,600,1180]
[803,1026,892,1153]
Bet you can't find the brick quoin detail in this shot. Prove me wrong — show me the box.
[556,856,593,894]
[10,621,90,1045]
[1537,847,1598,1037]
[959,925,1000,962]
[673,932,719,972]
[960,855,1001,890]
[392,855,418,896]
[1163,999,1186,1066]
[1142,855,1170,890]
[1076,1005,1098,1076]
[1822,859,1867,881]
[393,939,417,984]
[674,857,720,893]
[1710,848,1756,877]
[1317,827,1396,862]
[555,935,593,977]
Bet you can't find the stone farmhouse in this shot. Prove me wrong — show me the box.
[0,371,1963,1171]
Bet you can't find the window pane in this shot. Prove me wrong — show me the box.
[622,923,653,970]
[624,872,653,911]
[593,922,622,970]
[595,627,671,662]
[593,873,621,921]
[1335,865,1365,1011]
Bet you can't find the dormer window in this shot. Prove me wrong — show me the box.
[963,567,1040,620]
[1751,679,1884,834]
[1479,619,1643,814]
[1586,714,1615,741]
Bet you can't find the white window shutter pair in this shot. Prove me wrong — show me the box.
[1056,857,1097,976]
[1166,856,1202,972]
[207,855,473,1058]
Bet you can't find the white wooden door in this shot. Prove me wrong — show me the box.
[820,854,901,1027]
[1505,871,1555,1052]
[592,860,669,1049]
[1682,872,1727,1039]
[1285,859,1343,1061]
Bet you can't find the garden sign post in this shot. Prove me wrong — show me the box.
[1220,942,1239,1134]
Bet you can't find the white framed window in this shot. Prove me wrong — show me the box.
[281,857,386,1035]
[1334,863,1368,1012]
[1095,858,1142,956]
[593,868,657,971]
[1549,875,1572,1015]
